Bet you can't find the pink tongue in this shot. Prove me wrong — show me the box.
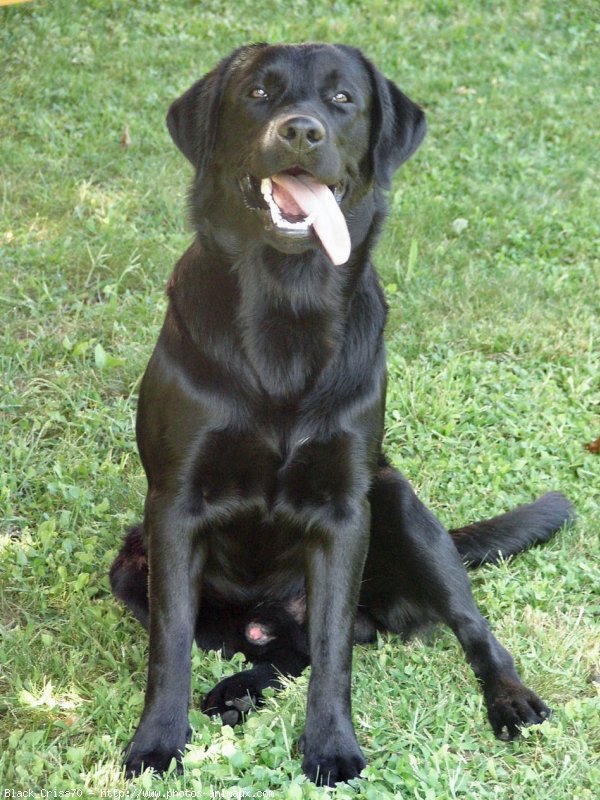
[271,173,351,266]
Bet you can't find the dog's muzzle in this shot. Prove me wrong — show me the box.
[240,169,350,265]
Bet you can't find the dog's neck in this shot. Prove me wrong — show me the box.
[233,242,350,400]
[166,235,357,402]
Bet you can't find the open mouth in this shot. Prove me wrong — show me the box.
[240,169,351,265]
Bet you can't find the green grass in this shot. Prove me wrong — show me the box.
[1,0,598,797]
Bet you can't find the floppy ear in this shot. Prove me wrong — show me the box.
[166,44,267,174]
[166,72,220,170]
[363,59,427,189]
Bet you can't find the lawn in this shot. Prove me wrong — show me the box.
[0,0,598,797]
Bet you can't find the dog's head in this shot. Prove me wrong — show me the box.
[167,43,426,264]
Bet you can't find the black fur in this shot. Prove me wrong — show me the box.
[109,43,573,786]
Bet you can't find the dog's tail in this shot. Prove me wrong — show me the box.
[449,492,574,567]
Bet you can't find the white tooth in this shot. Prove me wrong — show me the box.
[276,218,309,231]
[260,178,273,199]
[270,199,282,223]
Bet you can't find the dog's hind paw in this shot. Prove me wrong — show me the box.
[201,672,263,727]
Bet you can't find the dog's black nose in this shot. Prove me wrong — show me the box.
[276,115,325,151]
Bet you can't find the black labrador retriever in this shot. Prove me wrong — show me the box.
[110,43,573,786]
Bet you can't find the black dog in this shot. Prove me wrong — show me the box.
[110,43,572,786]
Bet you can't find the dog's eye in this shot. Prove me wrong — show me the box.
[249,87,268,100]
[332,91,351,104]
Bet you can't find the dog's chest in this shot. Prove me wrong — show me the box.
[188,427,360,524]
[188,426,362,599]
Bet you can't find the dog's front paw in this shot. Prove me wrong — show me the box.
[300,727,366,787]
[485,678,551,741]
[124,721,191,778]
[201,672,263,727]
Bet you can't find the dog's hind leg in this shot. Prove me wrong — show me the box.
[362,459,564,739]
[109,524,150,629]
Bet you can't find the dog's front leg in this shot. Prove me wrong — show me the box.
[300,499,369,787]
[124,502,205,777]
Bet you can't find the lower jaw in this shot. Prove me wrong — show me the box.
[262,223,319,255]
